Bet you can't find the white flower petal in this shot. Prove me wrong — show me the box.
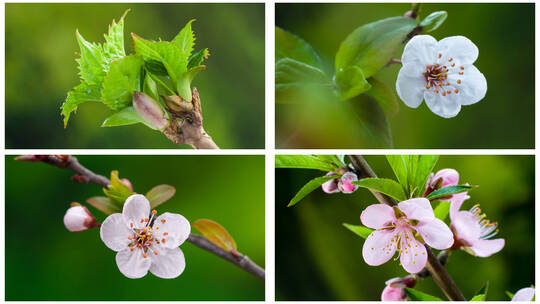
[153,213,191,248]
[396,64,426,108]
[100,213,132,252]
[447,65,487,106]
[401,35,438,66]
[149,247,186,279]
[424,89,462,118]
[436,36,479,66]
[115,248,151,279]
[122,194,150,229]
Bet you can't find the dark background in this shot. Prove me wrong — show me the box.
[6,3,265,149]
[6,155,265,300]
[276,155,534,300]
[276,3,534,149]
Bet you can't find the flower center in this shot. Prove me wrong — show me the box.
[127,210,169,258]
[470,204,499,239]
[423,54,466,96]
[424,64,448,88]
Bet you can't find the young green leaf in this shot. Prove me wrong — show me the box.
[426,185,473,200]
[288,175,339,207]
[172,19,196,57]
[103,9,129,62]
[86,196,121,215]
[103,170,133,205]
[187,48,210,69]
[335,16,418,79]
[276,58,330,91]
[386,155,410,194]
[75,30,107,86]
[193,219,237,252]
[470,281,489,301]
[146,184,176,209]
[143,73,159,102]
[433,201,451,221]
[275,27,323,68]
[365,77,399,116]
[102,55,144,111]
[315,155,345,168]
[61,82,102,127]
[343,223,373,239]
[409,155,439,197]
[353,177,407,201]
[275,155,337,172]
[420,11,448,33]
[404,288,443,301]
[101,106,148,128]
[177,65,206,102]
[349,94,393,148]
[334,66,371,100]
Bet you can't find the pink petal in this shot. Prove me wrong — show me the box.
[414,218,454,250]
[451,211,480,245]
[362,229,398,266]
[149,247,186,279]
[398,198,434,221]
[432,169,459,187]
[449,191,470,220]
[512,287,535,301]
[381,285,407,301]
[399,230,427,273]
[338,172,358,193]
[322,173,339,193]
[361,204,396,229]
[469,238,505,257]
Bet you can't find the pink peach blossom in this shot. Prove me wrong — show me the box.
[361,198,453,273]
[321,172,339,194]
[338,172,358,194]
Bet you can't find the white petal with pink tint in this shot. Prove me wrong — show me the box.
[154,212,191,248]
[470,238,505,257]
[414,218,454,250]
[363,229,398,266]
[360,204,396,229]
[115,248,151,279]
[149,247,186,279]
[512,287,535,301]
[122,194,150,229]
[100,213,132,252]
[451,211,481,245]
[398,198,434,221]
[398,230,427,274]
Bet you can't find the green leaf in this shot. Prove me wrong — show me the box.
[471,281,489,301]
[275,155,337,172]
[275,27,323,68]
[102,55,143,111]
[386,155,410,194]
[103,9,129,62]
[132,34,188,92]
[433,201,451,221]
[187,48,210,69]
[61,82,102,127]
[349,94,393,148]
[172,19,196,57]
[426,185,473,200]
[353,178,407,201]
[315,155,345,168]
[404,288,443,301]
[101,106,147,128]
[343,223,373,239]
[288,175,339,207]
[143,73,159,102]
[86,196,120,215]
[177,65,206,102]
[505,291,514,299]
[276,58,330,90]
[420,11,448,33]
[334,66,371,100]
[410,155,439,197]
[335,16,418,78]
[103,170,133,205]
[193,219,238,252]
[75,30,108,85]
[146,184,176,209]
[365,77,399,116]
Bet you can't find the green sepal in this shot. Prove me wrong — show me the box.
[103,170,134,206]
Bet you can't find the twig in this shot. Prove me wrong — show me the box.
[18,155,264,280]
[347,155,466,301]
[385,58,402,67]
[162,87,219,149]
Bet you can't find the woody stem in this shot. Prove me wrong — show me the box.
[348,155,466,301]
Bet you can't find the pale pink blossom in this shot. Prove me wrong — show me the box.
[425,169,470,205]
[100,194,190,279]
[338,172,358,193]
[361,198,453,273]
[63,204,99,232]
[512,287,535,301]
[321,172,339,194]
[450,197,504,257]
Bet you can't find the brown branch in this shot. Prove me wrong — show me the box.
[347,155,466,301]
[162,87,219,149]
[18,155,264,280]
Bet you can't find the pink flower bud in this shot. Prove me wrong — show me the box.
[338,172,358,193]
[321,172,339,194]
[430,169,459,188]
[121,178,133,192]
[381,285,407,301]
[133,92,170,131]
[63,204,99,232]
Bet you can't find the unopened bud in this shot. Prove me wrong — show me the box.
[321,172,339,194]
[15,155,49,162]
[381,276,415,301]
[121,178,133,192]
[338,172,358,193]
[63,203,100,232]
[133,92,170,131]
[164,95,193,113]
[385,275,416,288]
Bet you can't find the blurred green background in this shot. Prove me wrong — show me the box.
[6,3,265,149]
[276,155,534,300]
[276,3,534,148]
[6,155,265,300]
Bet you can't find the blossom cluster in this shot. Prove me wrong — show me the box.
[321,169,358,194]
